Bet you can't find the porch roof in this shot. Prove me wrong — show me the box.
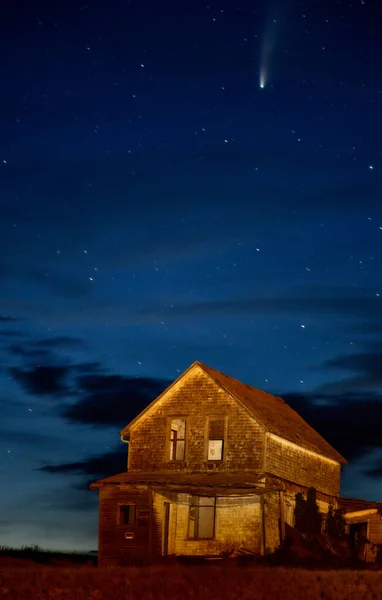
[89,470,280,495]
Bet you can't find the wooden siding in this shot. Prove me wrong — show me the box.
[128,369,265,473]
[265,474,338,507]
[265,434,341,496]
[98,486,157,565]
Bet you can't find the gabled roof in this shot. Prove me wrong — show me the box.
[198,362,347,465]
[121,360,347,464]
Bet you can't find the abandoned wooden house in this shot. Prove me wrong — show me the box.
[90,360,356,564]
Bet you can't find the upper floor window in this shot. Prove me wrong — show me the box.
[208,418,225,461]
[169,418,186,461]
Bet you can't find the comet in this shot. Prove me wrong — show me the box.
[259,9,280,89]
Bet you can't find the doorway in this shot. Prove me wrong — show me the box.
[349,521,368,560]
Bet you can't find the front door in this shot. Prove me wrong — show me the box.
[163,502,170,555]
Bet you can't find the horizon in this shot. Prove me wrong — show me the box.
[1,0,382,551]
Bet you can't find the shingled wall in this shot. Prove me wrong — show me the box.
[128,369,265,473]
[265,434,341,497]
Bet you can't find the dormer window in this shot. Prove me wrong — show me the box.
[207,418,225,461]
[169,418,186,461]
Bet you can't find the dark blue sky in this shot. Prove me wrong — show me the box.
[1,0,382,551]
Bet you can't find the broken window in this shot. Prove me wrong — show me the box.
[208,418,225,460]
[188,496,216,539]
[169,419,186,461]
[119,504,136,525]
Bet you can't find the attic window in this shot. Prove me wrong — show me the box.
[208,418,225,461]
[169,419,186,461]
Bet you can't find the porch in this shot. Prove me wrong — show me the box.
[90,472,285,564]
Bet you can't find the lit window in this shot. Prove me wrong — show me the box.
[208,418,225,460]
[119,504,136,525]
[169,419,186,461]
[189,496,216,539]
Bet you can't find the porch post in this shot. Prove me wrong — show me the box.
[279,490,286,542]
[149,489,153,559]
[261,495,267,555]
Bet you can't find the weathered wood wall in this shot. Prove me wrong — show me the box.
[98,486,157,565]
[128,369,265,473]
[265,434,341,496]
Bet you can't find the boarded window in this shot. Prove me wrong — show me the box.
[208,418,225,460]
[189,496,216,539]
[119,504,136,525]
[169,419,186,461]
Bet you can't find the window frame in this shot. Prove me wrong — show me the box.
[168,417,187,462]
[206,416,227,462]
[118,503,136,526]
[188,495,216,540]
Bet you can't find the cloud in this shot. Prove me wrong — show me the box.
[316,342,382,395]
[363,463,382,480]
[39,446,126,478]
[0,430,59,447]
[9,365,72,396]
[8,336,87,359]
[34,336,87,349]
[8,344,52,360]
[0,316,21,322]
[284,392,382,463]
[0,260,92,300]
[63,375,170,427]
[136,292,382,322]
[0,329,25,338]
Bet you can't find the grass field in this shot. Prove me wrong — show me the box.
[0,564,381,599]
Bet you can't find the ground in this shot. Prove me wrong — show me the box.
[0,563,381,599]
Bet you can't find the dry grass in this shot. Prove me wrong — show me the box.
[0,564,381,600]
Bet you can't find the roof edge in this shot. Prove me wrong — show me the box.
[198,362,346,465]
[196,361,267,431]
[119,361,203,435]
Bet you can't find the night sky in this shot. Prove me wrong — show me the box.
[1,0,382,551]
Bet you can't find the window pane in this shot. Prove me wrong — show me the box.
[189,505,197,538]
[177,420,185,439]
[198,506,215,538]
[170,439,174,460]
[209,419,225,439]
[169,420,186,460]
[208,439,223,460]
[120,504,136,525]
[171,419,185,439]
[176,440,185,460]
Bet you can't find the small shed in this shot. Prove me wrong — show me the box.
[339,497,382,562]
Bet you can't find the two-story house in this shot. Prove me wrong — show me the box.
[90,361,347,564]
